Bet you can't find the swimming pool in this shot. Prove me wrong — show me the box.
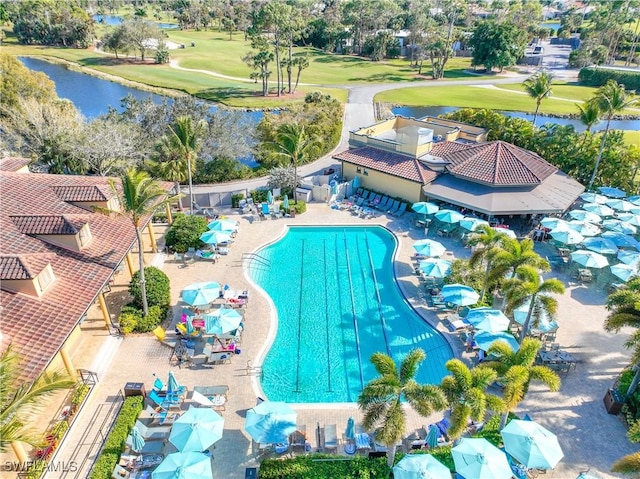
[249,226,453,403]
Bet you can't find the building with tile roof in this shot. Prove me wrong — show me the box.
[335,116,584,216]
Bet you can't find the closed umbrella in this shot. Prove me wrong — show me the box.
[419,258,452,278]
[460,217,489,231]
[602,219,637,235]
[152,452,212,479]
[345,417,355,441]
[567,220,601,237]
[569,209,602,224]
[582,237,618,255]
[413,239,446,258]
[244,401,297,444]
[570,250,609,269]
[181,282,221,306]
[602,231,640,250]
[283,194,289,211]
[606,199,635,212]
[167,371,185,397]
[267,190,274,205]
[611,264,639,282]
[330,180,339,195]
[393,454,451,479]
[200,230,232,245]
[434,209,464,224]
[513,302,558,333]
[465,308,510,333]
[452,438,512,479]
[598,186,626,198]
[474,331,520,352]
[129,427,146,453]
[352,175,360,189]
[580,192,607,204]
[550,229,584,245]
[169,407,224,452]
[203,308,243,335]
[208,219,238,232]
[616,213,640,227]
[425,424,440,448]
[540,217,569,231]
[618,250,640,265]
[501,419,564,470]
[412,202,440,215]
[440,284,480,307]
[583,203,615,217]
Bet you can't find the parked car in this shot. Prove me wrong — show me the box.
[533,46,544,54]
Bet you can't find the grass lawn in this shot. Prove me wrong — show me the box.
[497,82,600,102]
[623,130,640,146]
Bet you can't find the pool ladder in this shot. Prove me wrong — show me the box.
[238,253,271,269]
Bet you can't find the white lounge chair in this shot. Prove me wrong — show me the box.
[323,424,338,451]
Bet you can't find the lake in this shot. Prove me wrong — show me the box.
[392,106,640,133]
[93,14,178,29]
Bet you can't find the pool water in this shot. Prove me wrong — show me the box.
[249,226,453,403]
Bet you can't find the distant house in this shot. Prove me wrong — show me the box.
[334,116,584,217]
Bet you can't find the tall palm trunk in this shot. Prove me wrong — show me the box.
[533,100,541,126]
[519,295,537,343]
[187,154,194,215]
[587,115,613,191]
[627,366,640,398]
[174,180,183,210]
[135,227,149,316]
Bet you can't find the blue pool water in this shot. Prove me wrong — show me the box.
[249,226,453,403]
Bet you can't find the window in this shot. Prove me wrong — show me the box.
[78,224,92,247]
[356,167,362,173]
[37,265,56,292]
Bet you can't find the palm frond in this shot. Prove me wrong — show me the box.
[399,349,425,384]
[529,366,561,392]
[471,366,498,390]
[448,403,472,440]
[405,384,448,415]
[612,451,640,474]
[370,352,397,377]
[444,359,472,389]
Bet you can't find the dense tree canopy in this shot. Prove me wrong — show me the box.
[469,20,527,72]
[0,53,57,113]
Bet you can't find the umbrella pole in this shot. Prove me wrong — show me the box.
[316,422,321,452]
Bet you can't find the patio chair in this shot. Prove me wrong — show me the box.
[368,194,381,207]
[196,250,219,263]
[153,327,177,349]
[134,420,171,441]
[386,200,400,214]
[394,203,408,217]
[323,424,338,451]
[375,196,390,210]
[149,389,180,410]
[125,435,165,454]
[289,425,308,453]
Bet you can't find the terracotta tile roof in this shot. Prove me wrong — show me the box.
[0,254,56,280]
[429,141,470,157]
[52,185,111,202]
[0,157,31,172]
[334,147,438,183]
[11,215,86,235]
[444,141,557,186]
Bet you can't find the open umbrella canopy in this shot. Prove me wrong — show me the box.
[460,217,489,231]
[413,239,446,257]
[440,284,480,306]
[611,263,639,282]
[570,250,609,268]
[582,237,618,255]
[540,217,569,231]
[567,220,601,237]
[200,230,232,245]
[492,227,517,239]
[602,219,637,235]
[434,209,464,224]
[550,229,584,245]
[452,438,512,479]
[465,308,510,333]
[412,202,440,215]
[283,194,289,210]
[501,419,564,470]
[419,258,453,278]
[152,452,212,479]
[616,213,640,227]
[601,232,640,250]
[129,427,145,453]
[513,302,558,333]
[606,199,635,212]
[628,195,640,206]
[568,209,602,224]
[181,282,221,306]
[169,407,224,452]
[393,454,451,479]
[474,331,520,352]
[598,186,626,198]
[618,250,640,266]
[245,401,297,444]
[203,308,243,335]
[580,192,608,204]
[208,219,238,232]
[583,203,615,217]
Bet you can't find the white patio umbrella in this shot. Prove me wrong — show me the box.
[550,229,584,245]
[570,250,609,269]
[618,250,640,266]
[540,217,569,231]
[611,264,639,282]
[616,213,640,227]
[602,219,637,235]
[567,220,601,237]
[569,209,602,224]
[583,203,615,217]
[581,237,618,255]
[606,199,635,212]
[501,419,564,470]
[580,192,608,204]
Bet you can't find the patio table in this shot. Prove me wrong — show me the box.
[539,350,578,370]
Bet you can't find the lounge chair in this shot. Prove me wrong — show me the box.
[196,250,219,262]
[323,424,338,451]
[149,389,180,410]
[355,432,371,451]
[393,203,408,217]
[355,196,365,206]
[375,196,390,210]
[134,420,171,441]
[386,200,400,214]
[368,194,381,207]
[152,327,177,349]
[289,425,308,453]
[125,434,165,454]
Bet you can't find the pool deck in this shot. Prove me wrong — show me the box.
[49,203,635,479]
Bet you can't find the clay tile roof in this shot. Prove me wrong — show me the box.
[10,215,86,235]
[334,146,437,184]
[0,157,31,172]
[443,140,557,186]
[0,254,55,280]
[52,185,111,202]
[429,141,470,157]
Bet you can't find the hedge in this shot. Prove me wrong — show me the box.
[89,396,144,479]
[119,304,166,333]
[579,67,640,90]
[164,214,208,253]
[129,266,171,311]
[258,454,389,479]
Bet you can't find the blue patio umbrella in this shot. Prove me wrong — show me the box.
[606,199,635,212]
[474,331,520,352]
[618,250,640,265]
[181,282,221,306]
[152,452,212,479]
[598,186,626,198]
[567,220,601,237]
[582,237,618,255]
[465,308,510,333]
[208,219,238,232]
[580,192,607,204]
[513,302,558,334]
[540,217,569,231]
[583,203,615,217]
[460,217,489,231]
[393,454,451,479]
[602,231,640,250]
[245,401,297,444]
[602,219,637,235]
[412,201,440,215]
[345,417,355,441]
[413,239,446,258]
[434,209,464,224]
[283,194,289,211]
[501,419,564,470]
[267,190,274,205]
[419,258,453,278]
[169,407,224,452]
[129,427,145,453]
[203,308,243,335]
[352,175,360,189]
[200,230,232,245]
[425,424,440,448]
[628,195,640,206]
[568,209,602,224]
[616,213,640,227]
[570,249,609,268]
[550,229,584,245]
[611,264,639,282]
[440,284,480,307]
[452,438,512,479]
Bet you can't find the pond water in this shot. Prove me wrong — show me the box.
[540,22,561,31]
[93,14,178,29]
[392,106,640,133]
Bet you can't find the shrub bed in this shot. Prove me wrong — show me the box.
[89,396,144,479]
[129,266,171,312]
[164,214,208,253]
[258,454,388,479]
[579,67,640,90]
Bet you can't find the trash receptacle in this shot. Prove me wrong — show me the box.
[290,207,296,218]
[124,382,146,398]
[603,388,624,415]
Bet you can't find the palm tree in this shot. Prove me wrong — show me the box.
[481,337,560,428]
[522,71,554,126]
[587,80,638,191]
[468,225,510,302]
[358,349,447,467]
[605,278,640,397]
[0,345,75,453]
[148,140,187,211]
[503,265,565,343]
[612,452,640,475]
[439,359,505,440]
[270,122,319,204]
[102,169,174,316]
[163,116,207,215]
[576,100,601,133]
